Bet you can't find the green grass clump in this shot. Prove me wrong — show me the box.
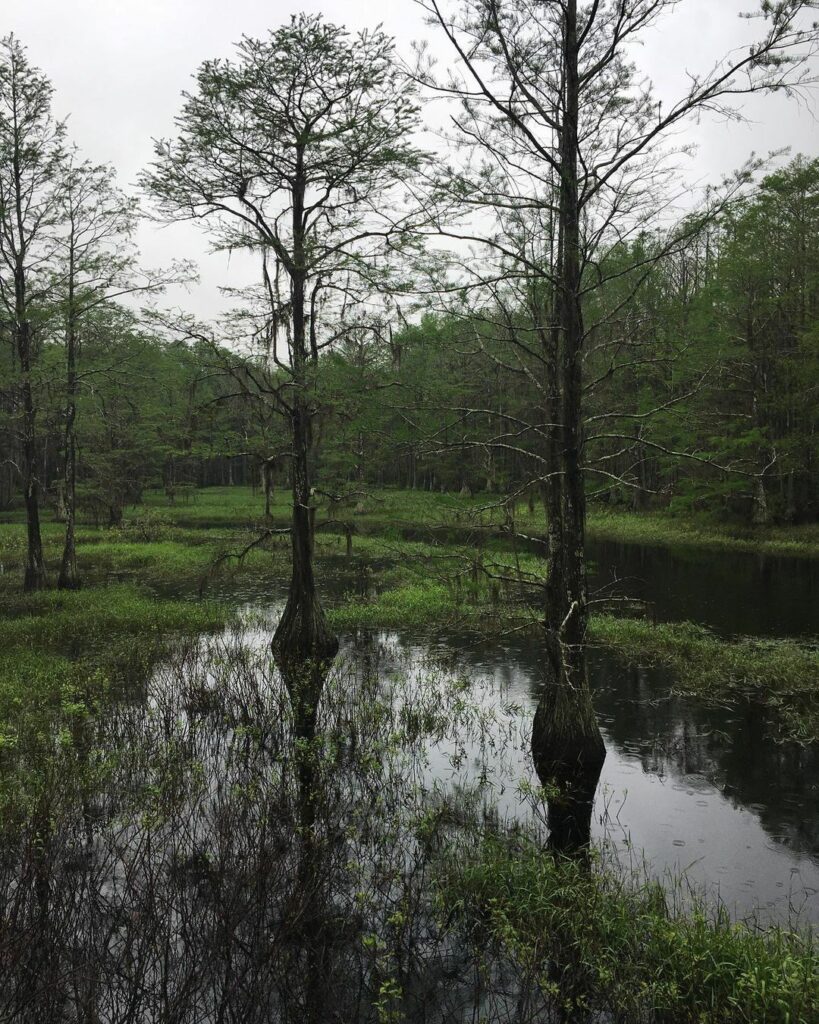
[0,583,226,656]
[592,616,819,741]
[328,582,458,630]
[440,836,818,1023]
[588,507,819,559]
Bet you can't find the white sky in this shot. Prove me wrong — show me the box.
[6,0,818,319]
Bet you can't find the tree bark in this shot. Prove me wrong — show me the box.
[535,1,605,846]
[272,148,338,682]
[58,302,80,589]
[17,313,46,591]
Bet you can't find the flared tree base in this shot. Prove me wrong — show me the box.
[532,660,606,858]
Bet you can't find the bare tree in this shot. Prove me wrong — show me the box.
[420,0,818,839]
[54,156,174,589]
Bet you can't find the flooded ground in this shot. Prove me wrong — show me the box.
[587,538,819,638]
[197,534,819,927]
[2,532,817,1021]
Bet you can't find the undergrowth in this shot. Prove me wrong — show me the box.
[440,834,819,1023]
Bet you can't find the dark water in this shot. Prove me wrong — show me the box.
[171,537,819,925]
[412,629,819,926]
[4,539,817,1022]
[335,534,819,925]
[588,538,819,638]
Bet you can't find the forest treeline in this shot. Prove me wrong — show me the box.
[2,154,817,525]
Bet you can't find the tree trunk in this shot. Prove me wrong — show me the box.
[272,150,338,685]
[535,1,605,856]
[17,315,46,591]
[263,459,274,519]
[58,311,80,589]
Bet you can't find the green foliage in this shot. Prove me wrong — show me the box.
[440,836,819,1022]
[591,617,819,742]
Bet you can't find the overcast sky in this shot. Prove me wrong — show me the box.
[6,0,818,319]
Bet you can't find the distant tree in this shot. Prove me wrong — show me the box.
[142,14,424,675]
[0,35,66,589]
[715,156,819,523]
[53,156,171,588]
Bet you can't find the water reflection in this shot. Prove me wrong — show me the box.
[1,612,817,1023]
[588,539,819,638]
[531,651,605,860]
[431,629,819,923]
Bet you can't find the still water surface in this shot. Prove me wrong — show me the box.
[205,537,819,926]
[588,538,819,638]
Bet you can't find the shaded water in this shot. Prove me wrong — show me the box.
[216,609,819,927]
[588,538,819,638]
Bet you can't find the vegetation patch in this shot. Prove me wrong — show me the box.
[588,508,819,560]
[440,835,819,1023]
[592,617,819,741]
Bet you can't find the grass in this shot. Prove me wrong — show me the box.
[5,484,819,557]
[589,507,819,559]
[0,581,230,833]
[440,834,818,1023]
[0,584,226,653]
[2,485,818,743]
[0,583,228,752]
[135,485,819,558]
[591,617,819,742]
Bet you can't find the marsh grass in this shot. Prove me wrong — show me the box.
[589,507,819,559]
[441,835,819,1023]
[0,581,230,811]
[6,486,817,739]
[135,485,819,558]
[592,617,819,741]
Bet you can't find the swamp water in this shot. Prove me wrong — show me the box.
[587,537,819,638]
[231,607,819,929]
[2,540,817,1021]
[203,536,819,929]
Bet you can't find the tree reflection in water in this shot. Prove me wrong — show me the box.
[0,623,555,1023]
[528,639,605,862]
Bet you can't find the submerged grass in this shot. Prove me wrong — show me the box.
[441,835,818,1023]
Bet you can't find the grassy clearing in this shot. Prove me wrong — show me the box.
[0,584,225,652]
[441,835,818,1023]
[0,582,230,829]
[138,484,819,558]
[0,583,228,746]
[4,484,819,558]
